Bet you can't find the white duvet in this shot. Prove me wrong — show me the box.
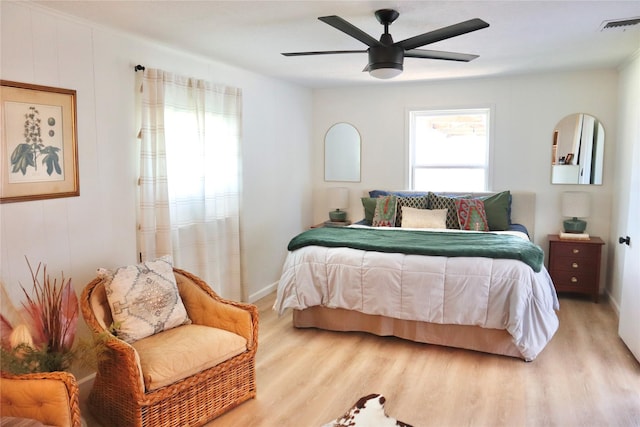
[274,227,560,361]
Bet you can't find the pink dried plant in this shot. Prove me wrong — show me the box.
[0,257,79,373]
[20,258,78,354]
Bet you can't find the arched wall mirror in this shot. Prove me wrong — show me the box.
[324,122,361,182]
[551,113,604,185]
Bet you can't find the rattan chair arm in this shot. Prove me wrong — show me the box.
[94,334,147,399]
[174,268,259,349]
[80,276,107,335]
[80,276,146,398]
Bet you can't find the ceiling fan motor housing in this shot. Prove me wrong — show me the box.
[368,45,404,72]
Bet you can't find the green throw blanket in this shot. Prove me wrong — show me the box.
[288,227,544,272]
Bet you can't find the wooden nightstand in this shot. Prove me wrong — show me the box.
[311,220,352,228]
[548,234,604,303]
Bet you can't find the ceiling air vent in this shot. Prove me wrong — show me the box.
[600,17,640,31]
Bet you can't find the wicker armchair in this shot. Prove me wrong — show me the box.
[81,267,258,427]
[0,370,82,427]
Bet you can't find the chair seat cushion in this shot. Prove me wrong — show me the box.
[132,324,247,391]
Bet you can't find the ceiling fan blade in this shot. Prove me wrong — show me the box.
[397,18,489,51]
[404,49,479,62]
[319,15,382,48]
[282,50,366,57]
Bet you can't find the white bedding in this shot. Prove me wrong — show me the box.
[274,228,560,361]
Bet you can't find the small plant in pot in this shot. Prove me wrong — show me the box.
[0,258,85,374]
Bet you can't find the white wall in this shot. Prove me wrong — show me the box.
[312,70,618,295]
[0,2,312,329]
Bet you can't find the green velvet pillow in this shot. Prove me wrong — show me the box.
[479,191,511,231]
[361,197,378,225]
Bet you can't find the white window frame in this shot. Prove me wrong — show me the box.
[408,107,493,192]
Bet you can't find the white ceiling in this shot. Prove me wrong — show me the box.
[32,0,640,88]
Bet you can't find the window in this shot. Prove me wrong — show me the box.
[164,109,240,200]
[409,108,490,192]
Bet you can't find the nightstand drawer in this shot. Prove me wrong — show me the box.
[550,243,600,259]
[551,256,598,274]
[550,270,598,289]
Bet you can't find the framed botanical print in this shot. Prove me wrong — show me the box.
[1,80,79,203]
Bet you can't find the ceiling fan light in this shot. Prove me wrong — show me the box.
[369,64,403,79]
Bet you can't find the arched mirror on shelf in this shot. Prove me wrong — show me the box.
[324,122,361,182]
[551,113,604,185]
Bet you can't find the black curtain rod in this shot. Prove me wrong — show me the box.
[134,64,145,72]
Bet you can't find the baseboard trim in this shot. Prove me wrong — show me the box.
[606,288,621,316]
[77,372,96,386]
[249,281,278,303]
[77,372,96,406]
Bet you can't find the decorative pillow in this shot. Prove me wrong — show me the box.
[455,199,489,231]
[368,190,429,199]
[368,190,391,198]
[428,193,466,229]
[401,207,447,229]
[395,196,429,226]
[478,190,511,230]
[98,256,191,343]
[361,197,378,225]
[372,195,397,227]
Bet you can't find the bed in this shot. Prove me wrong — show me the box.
[274,191,559,361]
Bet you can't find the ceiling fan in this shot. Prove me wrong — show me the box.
[282,9,489,79]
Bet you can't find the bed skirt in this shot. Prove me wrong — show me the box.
[293,307,524,359]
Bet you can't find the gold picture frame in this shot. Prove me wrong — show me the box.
[1,80,79,203]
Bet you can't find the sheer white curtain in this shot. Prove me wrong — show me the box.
[138,68,242,300]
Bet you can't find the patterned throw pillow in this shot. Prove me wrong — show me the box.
[372,195,397,227]
[369,189,429,198]
[401,207,447,229]
[428,193,466,229]
[98,256,191,343]
[395,195,429,226]
[455,199,489,231]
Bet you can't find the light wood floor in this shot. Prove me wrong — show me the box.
[83,293,640,427]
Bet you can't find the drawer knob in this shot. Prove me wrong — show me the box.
[572,262,579,269]
[571,277,578,283]
[572,248,580,254]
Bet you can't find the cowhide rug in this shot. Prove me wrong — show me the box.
[322,393,413,427]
